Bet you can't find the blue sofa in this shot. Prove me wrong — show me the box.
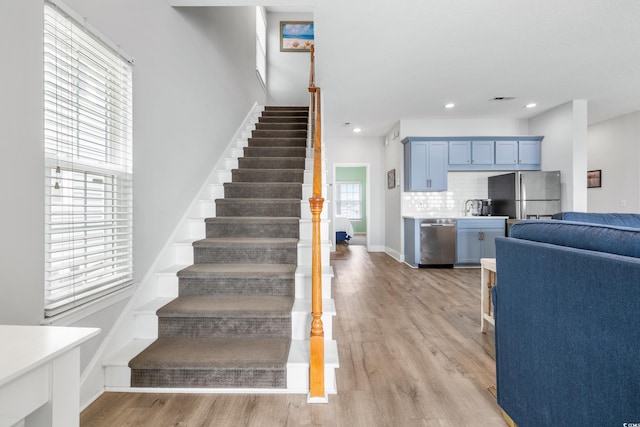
[493,216,640,426]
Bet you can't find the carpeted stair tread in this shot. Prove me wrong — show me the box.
[258,116,308,123]
[157,295,293,317]
[261,110,308,117]
[193,237,298,246]
[243,147,307,157]
[238,157,306,169]
[255,122,307,130]
[205,216,299,239]
[129,337,290,370]
[178,263,296,279]
[264,106,308,110]
[192,237,298,264]
[205,216,300,225]
[247,137,307,147]
[214,198,301,218]
[231,169,304,183]
[223,182,302,199]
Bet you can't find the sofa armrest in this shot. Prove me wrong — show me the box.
[494,236,640,426]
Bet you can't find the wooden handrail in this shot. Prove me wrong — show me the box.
[308,44,325,399]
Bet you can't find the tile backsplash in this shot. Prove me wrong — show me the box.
[403,171,500,217]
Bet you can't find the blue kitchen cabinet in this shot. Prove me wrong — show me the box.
[448,140,494,167]
[456,218,505,265]
[495,139,541,168]
[402,138,448,191]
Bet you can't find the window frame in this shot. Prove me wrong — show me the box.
[335,181,363,221]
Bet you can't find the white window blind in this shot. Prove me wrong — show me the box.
[256,6,267,88]
[336,182,362,220]
[44,1,134,317]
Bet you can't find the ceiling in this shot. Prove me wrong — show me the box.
[312,0,640,137]
[170,0,640,138]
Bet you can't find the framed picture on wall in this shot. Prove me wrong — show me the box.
[387,169,396,189]
[587,169,602,188]
[280,21,314,52]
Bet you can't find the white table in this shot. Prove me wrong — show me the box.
[480,258,497,333]
[0,325,100,427]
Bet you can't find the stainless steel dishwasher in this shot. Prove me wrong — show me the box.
[419,218,456,267]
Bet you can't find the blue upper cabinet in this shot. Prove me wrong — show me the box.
[495,139,541,169]
[447,136,542,171]
[449,140,494,167]
[403,138,448,191]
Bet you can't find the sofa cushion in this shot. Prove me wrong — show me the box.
[510,220,640,259]
[553,211,640,227]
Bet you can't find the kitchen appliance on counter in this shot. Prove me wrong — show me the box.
[488,171,561,219]
[419,218,456,267]
[464,199,493,216]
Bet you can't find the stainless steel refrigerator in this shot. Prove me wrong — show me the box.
[488,171,561,219]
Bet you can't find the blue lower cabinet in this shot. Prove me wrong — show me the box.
[456,219,505,265]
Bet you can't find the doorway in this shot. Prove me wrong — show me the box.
[333,164,370,248]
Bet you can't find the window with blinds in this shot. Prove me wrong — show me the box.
[44,2,134,317]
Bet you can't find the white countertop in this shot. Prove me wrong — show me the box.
[0,325,100,387]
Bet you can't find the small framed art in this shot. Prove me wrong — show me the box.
[280,21,314,52]
[387,169,396,189]
[587,169,602,188]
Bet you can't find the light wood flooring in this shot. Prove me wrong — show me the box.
[81,244,503,427]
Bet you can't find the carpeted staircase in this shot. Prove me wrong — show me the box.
[128,106,309,388]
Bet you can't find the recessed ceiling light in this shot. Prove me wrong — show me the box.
[526,103,537,108]
[353,128,362,133]
[444,103,455,109]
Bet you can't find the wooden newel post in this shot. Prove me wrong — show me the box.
[308,49,325,400]
[309,195,325,398]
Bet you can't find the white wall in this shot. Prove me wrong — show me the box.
[0,1,45,325]
[384,123,403,260]
[267,12,313,106]
[325,136,386,252]
[529,100,588,212]
[587,112,640,212]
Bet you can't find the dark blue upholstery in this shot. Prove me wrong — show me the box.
[553,211,640,227]
[494,220,640,426]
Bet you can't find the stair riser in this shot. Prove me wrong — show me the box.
[243,147,307,158]
[158,316,291,338]
[215,201,301,217]
[247,138,307,148]
[179,277,294,297]
[206,222,299,239]
[194,246,297,264]
[297,244,331,267]
[295,272,333,300]
[238,158,306,170]
[232,169,304,183]
[130,368,286,388]
[223,184,302,199]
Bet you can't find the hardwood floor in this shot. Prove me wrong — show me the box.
[81,245,504,427]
